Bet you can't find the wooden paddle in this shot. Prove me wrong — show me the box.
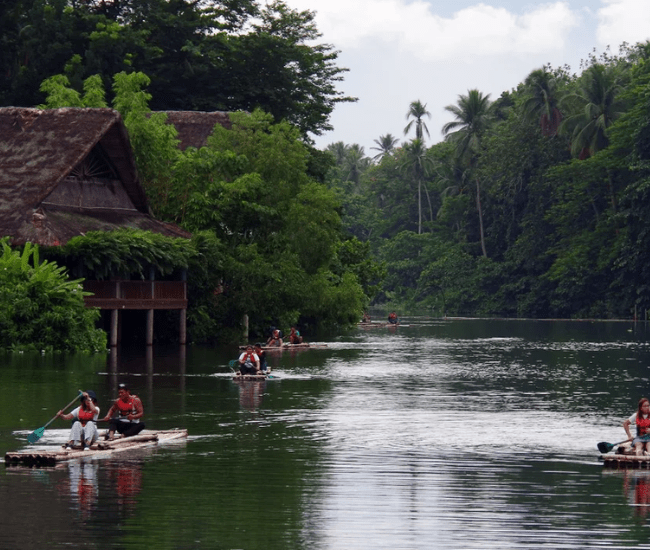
[597,434,650,454]
[27,391,83,444]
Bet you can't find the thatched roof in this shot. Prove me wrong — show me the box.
[0,107,190,246]
[159,111,232,150]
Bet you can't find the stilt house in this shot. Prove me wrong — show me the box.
[0,107,213,345]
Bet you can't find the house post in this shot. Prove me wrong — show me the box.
[146,267,155,346]
[180,269,187,345]
[110,280,120,347]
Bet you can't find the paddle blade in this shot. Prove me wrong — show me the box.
[597,441,615,454]
[27,427,44,444]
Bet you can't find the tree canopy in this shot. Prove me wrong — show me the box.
[0,0,355,139]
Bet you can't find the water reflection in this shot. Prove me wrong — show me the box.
[51,456,146,520]
[234,379,267,411]
[62,460,99,520]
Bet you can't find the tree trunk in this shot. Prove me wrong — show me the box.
[476,178,487,257]
[423,182,434,229]
[418,179,422,234]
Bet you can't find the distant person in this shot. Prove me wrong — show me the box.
[266,329,283,347]
[238,345,261,375]
[100,383,145,440]
[623,397,650,456]
[254,343,269,373]
[361,312,371,323]
[388,312,398,325]
[288,326,303,344]
[58,390,100,450]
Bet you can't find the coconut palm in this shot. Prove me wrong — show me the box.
[559,63,625,159]
[522,66,563,137]
[342,144,370,187]
[400,138,433,234]
[404,100,431,141]
[370,134,399,161]
[326,141,349,166]
[442,89,494,257]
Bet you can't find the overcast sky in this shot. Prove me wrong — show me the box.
[280,0,650,153]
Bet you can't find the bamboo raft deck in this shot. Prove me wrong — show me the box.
[601,443,650,468]
[234,374,268,381]
[601,453,650,468]
[4,429,188,467]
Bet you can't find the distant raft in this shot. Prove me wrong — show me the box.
[5,429,188,467]
[238,343,326,351]
[357,322,408,328]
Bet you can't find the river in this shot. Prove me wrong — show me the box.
[2,318,650,549]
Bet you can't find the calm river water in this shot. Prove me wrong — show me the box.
[3,318,650,549]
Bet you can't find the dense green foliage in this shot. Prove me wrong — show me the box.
[0,0,354,138]
[45,229,195,280]
[326,44,650,319]
[38,72,381,342]
[0,239,107,352]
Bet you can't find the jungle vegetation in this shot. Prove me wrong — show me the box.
[326,44,650,319]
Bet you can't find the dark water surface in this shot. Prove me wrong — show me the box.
[3,318,650,549]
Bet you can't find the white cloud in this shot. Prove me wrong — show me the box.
[596,0,650,49]
[289,1,579,61]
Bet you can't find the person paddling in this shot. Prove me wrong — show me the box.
[623,397,650,456]
[58,390,100,450]
[266,329,283,347]
[100,383,145,440]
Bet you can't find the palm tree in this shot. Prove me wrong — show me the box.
[522,66,563,136]
[326,141,349,167]
[370,134,399,161]
[559,63,625,159]
[404,100,431,141]
[442,89,494,257]
[400,138,433,234]
[342,144,370,188]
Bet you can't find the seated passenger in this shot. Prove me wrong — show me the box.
[288,326,303,344]
[238,345,261,375]
[100,383,145,440]
[254,343,269,373]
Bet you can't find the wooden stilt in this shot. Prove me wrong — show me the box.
[146,309,154,346]
[110,309,119,347]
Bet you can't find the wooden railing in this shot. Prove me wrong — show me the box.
[82,280,187,310]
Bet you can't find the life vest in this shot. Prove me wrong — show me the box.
[242,351,256,365]
[117,396,138,418]
[77,407,95,426]
[636,414,650,435]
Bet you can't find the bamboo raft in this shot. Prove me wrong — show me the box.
[601,443,650,468]
[4,429,188,467]
[233,374,270,381]
[357,322,407,328]
[238,343,326,351]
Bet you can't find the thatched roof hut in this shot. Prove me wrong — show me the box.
[158,110,232,150]
[0,107,190,246]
